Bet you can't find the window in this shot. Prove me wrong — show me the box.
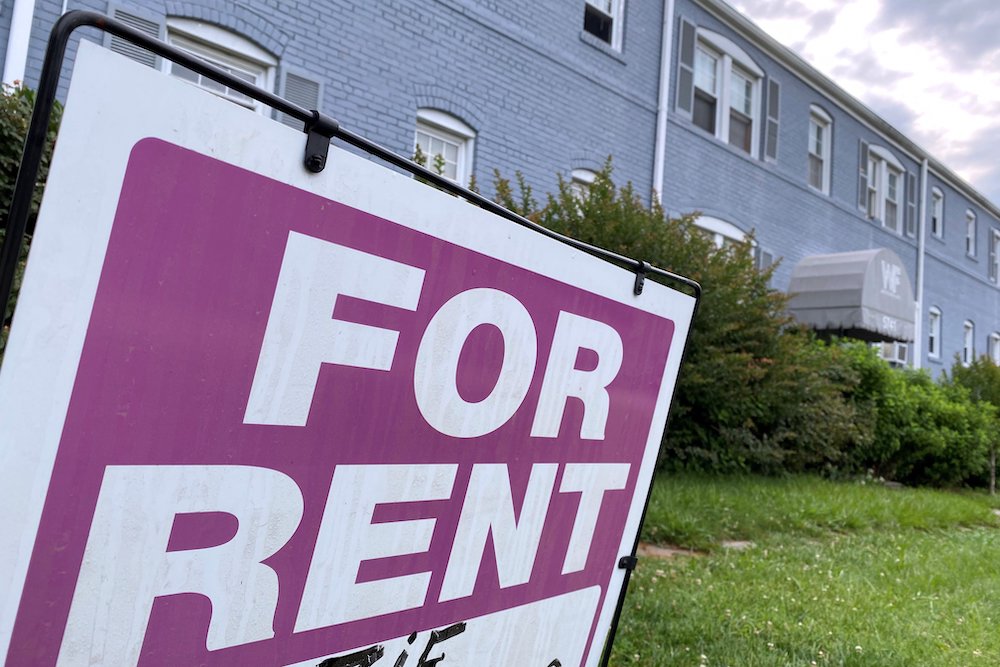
[583,0,624,49]
[990,332,1000,365]
[930,188,943,238]
[569,168,597,200]
[858,143,904,233]
[413,109,476,185]
[928,307,941,360]
[163,18,277,115]
[963,320,975,366]
[807,106,832,193]
[690,31,763,156]
[966,210,977,257]
[991,229,1000,284]
[695,216,747,250]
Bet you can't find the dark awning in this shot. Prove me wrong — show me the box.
[787,248,915,343]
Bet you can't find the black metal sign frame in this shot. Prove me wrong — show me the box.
[0,10,701,666]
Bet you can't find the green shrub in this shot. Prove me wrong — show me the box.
[493,163,865,474]
[0,82,62,230]
[841,342,995,486]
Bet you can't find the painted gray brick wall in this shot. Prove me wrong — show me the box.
[23,0,667,203]
[7,0,1000,374]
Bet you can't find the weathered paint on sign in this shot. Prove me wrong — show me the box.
[0,42,695,666]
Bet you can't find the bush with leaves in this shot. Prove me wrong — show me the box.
[0,83,62,362]
[949,355,1000,492]
[838,342,995,487]
[0,82,62,230]
[492,162,867,473]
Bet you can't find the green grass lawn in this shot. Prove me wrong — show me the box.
[610,475,1000,666]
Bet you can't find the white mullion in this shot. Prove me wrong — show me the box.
[719,54,732,143]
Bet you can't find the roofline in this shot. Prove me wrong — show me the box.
[696,0,1000,220]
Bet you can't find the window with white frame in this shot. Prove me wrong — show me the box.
[990,332,1000,365]
[807,106,831,193]
[583,0,624,50]
[990,228,1000,284]
[930,187,943,239]
[695,216,747,250]
[413,109,476,185]
[966,210,977,257]
[927,307,941,360]
[963,320,975,366]
[691,31,762,156]
[860,144,904,233]
[569,168,597,200]
[163,18,277,115]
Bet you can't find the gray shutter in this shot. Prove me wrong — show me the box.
[858,141,869,210]
[905,171,917,237]
[764,78,780,161]
[676,18,696,118]
[279,71,323,128]
[103,4,164,69]
[990,231,998,282]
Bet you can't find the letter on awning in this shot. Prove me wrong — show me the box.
[787,248,915,343]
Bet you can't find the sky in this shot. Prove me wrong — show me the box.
[730,0,1000,205]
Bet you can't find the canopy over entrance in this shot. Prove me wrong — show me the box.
[787,248,915,343]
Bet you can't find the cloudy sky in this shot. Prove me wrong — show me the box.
[730,0,1000,205]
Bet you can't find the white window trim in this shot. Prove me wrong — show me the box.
[163,18,277,116]
[927,306,941,360]
[930,187,944,239]
[808,105,832,194]
[966,210,977,257]
[695,215,747,249]
[569,168,597,200]
[990,332,1000,365]
[694,29,762,157]
[584,0,625,50]
[414,108,476,186]
[963,320,975,367]
[991,228,1000,284]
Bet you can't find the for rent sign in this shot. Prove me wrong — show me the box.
[0,43,695,666]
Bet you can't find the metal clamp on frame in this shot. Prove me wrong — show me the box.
[633,260,650,296]
[303,111,340,174]
[618,555,639,571]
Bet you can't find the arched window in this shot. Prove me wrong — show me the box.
[860,144,905,234]
[691,30,764,156]
[694,216,747,250]
[990,332,1000,365]
[569,168,597,200]
[413,109,476,185]
[929,187,944,239]
[963,320,975,366]
[163,18,277,115]
[807,105,832,194]
[927,306,941,360]
[966,210,977,257]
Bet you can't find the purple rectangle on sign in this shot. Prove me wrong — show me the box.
[6,139,676,666]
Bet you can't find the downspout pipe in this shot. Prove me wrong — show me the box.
[652,0,676,205]
[914,158,928,369]
[3,0,37,85]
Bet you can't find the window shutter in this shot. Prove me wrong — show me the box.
[103,4,164,69]
[764,79,780,161]
[991,232,998,282]
[858,141,869,210]
[905,171,917,237]
[676,18,696,118]
[278,71,323,129]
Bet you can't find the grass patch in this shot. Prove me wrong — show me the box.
[613,475,1000,665]
[640,474,999,551]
